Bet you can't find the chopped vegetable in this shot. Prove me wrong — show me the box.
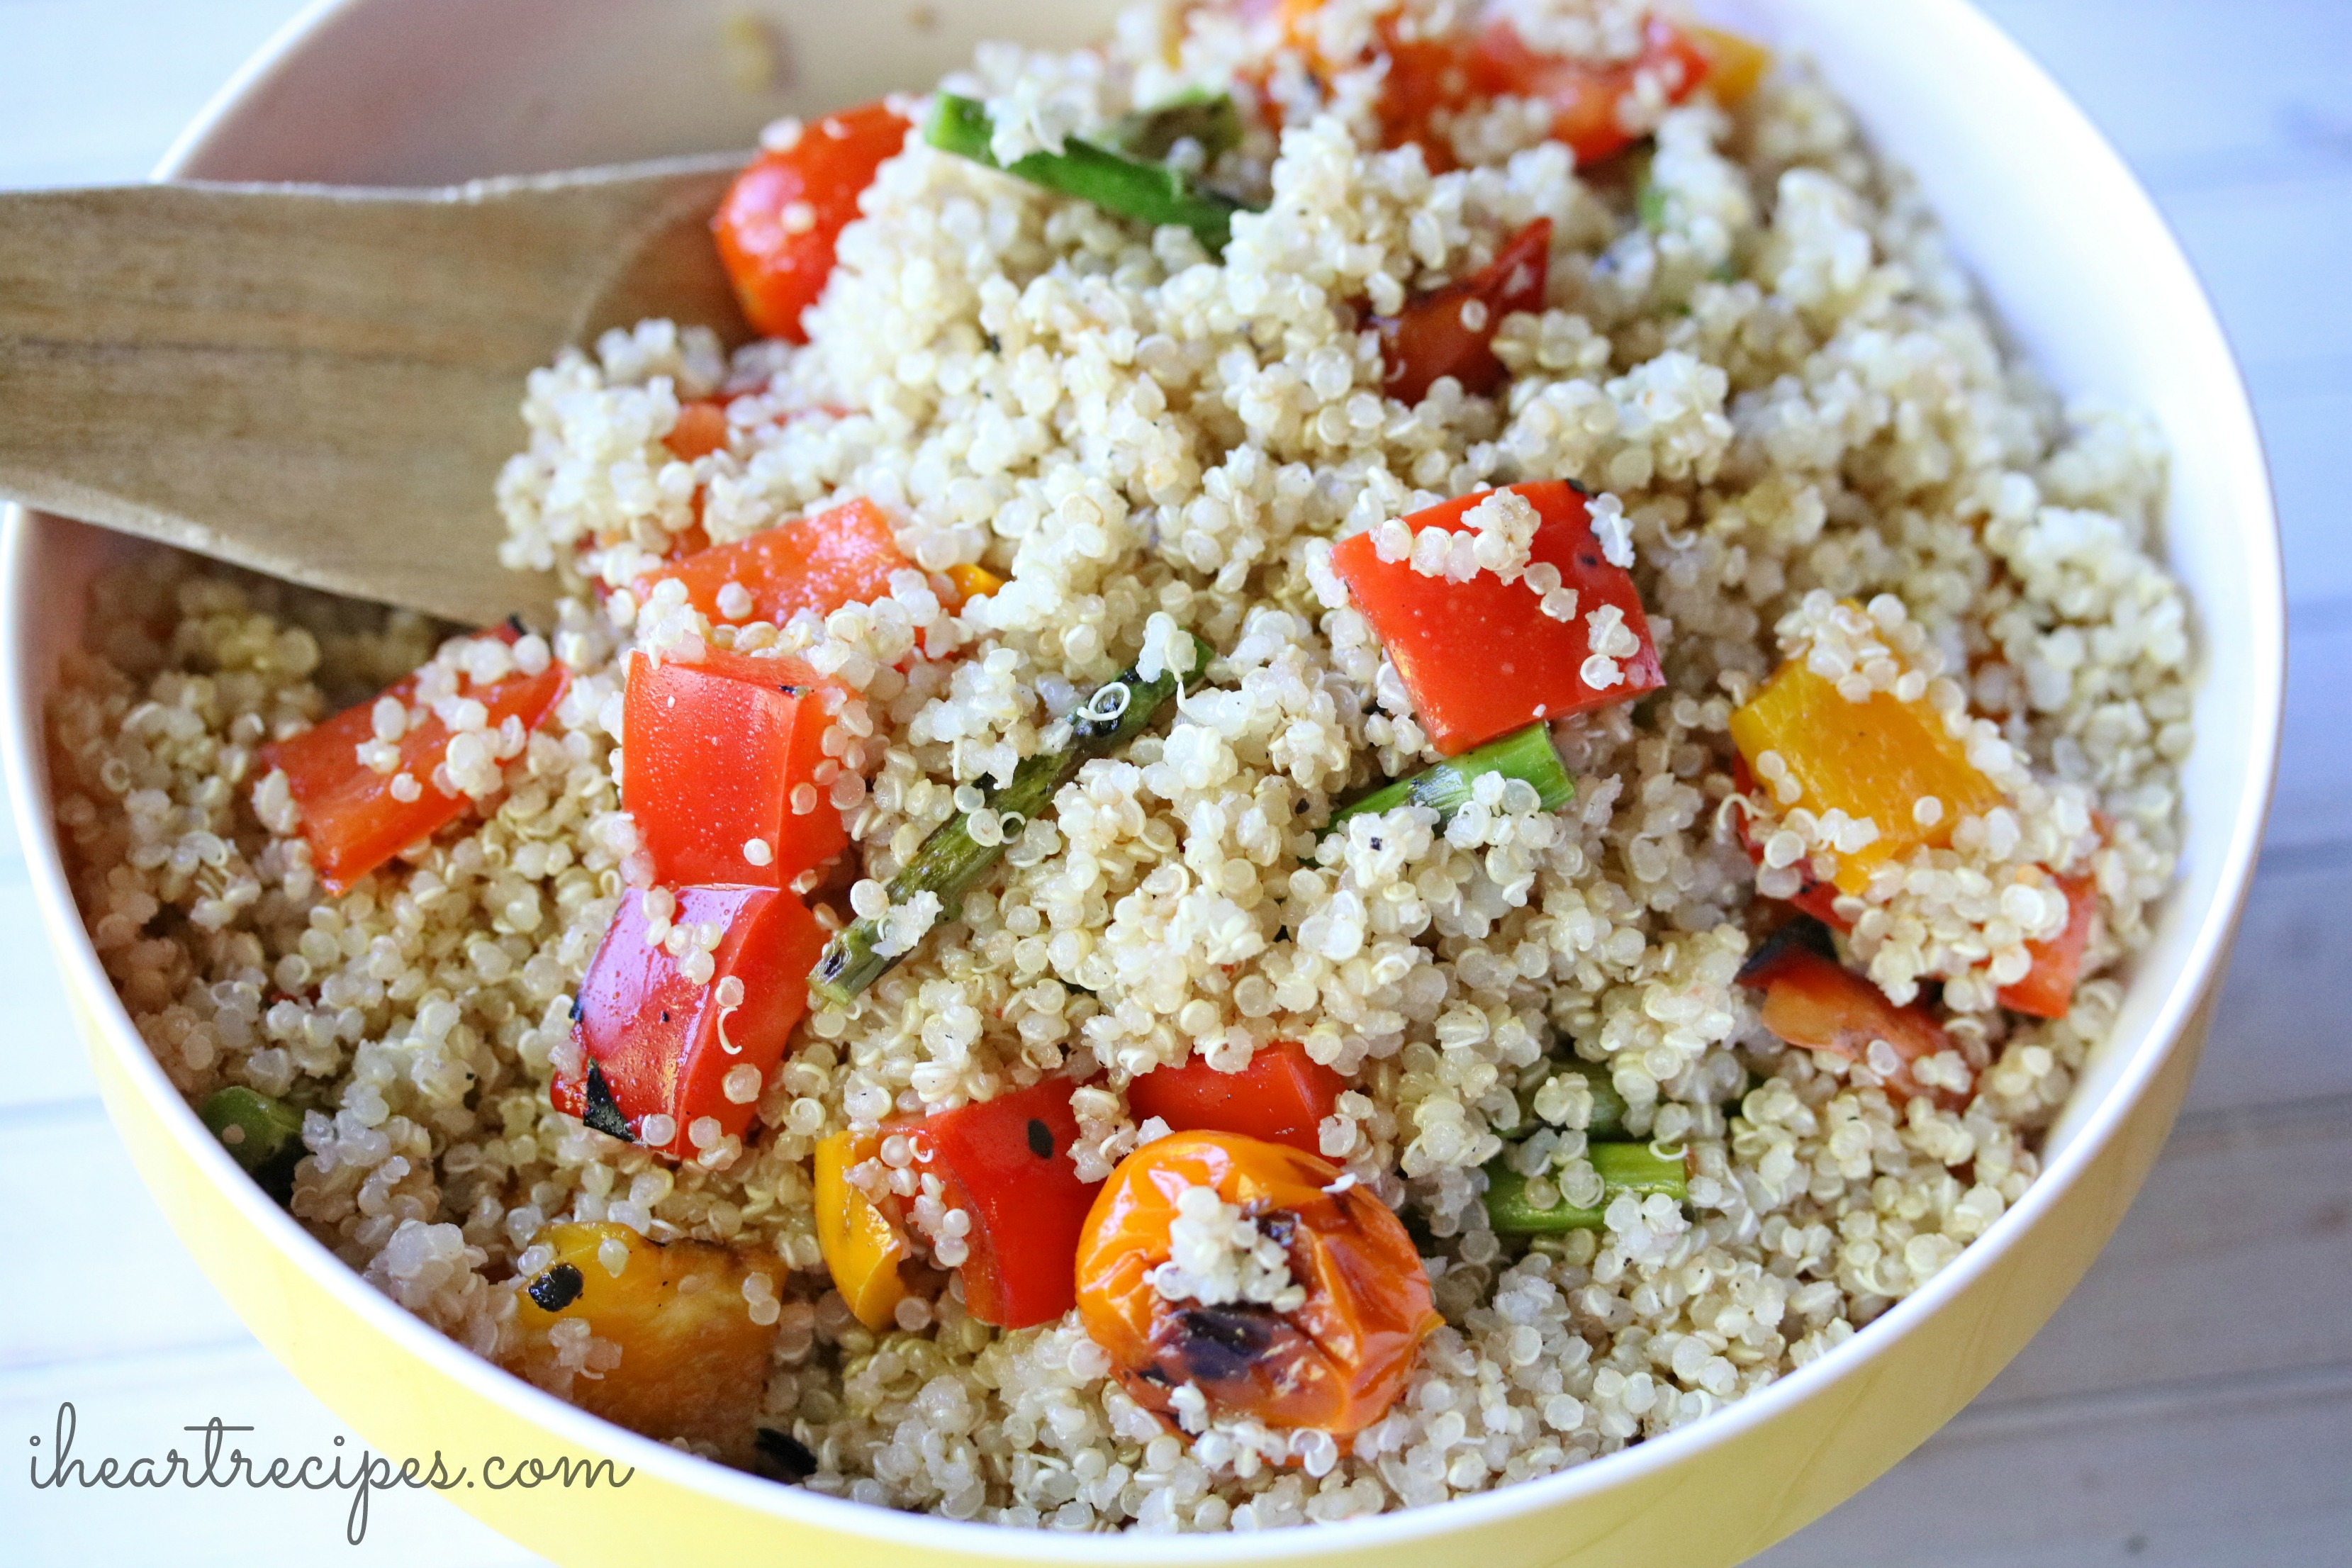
[1075,1131,1440,1433]
[259,627,568,895]
[663,399,732,462]
[1730,755,1847,926]
[1110,89,1244,162]
[1482,1141,1688,1234]
[713,100,912,341]
[1735,758,2098,1022]
[892,1077,1102,1329]
[809,633,1211,1003]
[552,884,827,1159]
[1372,216,1550,405]
[1125,1040,1345,1156]
[1727,659,2003,894]
[1737,922,1969,1107]
[622,648,848,890]
[198,1086,305,1201]
[1998,873,2097,1019]
[631,495,911,632]
[1519,1058,1627,1139]
[1688,25,1773,106]
[1329,481,1664,755]
[814,1130,910,1331]
[924,94,1250,255]
[510,1222,778,1463]
[1469,17,1713,164]
[943,561,1004,607]
[1325,720,1572,836]
[1369,26,1477,164]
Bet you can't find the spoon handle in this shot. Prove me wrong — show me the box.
[0,155,748,626]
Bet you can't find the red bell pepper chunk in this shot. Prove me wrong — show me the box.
[1371,26,1474,165]
[622,648,849,890]
[1737,926,1969,1109]
[895,1078,1102,1329]
[1997,874,2097,1019]
[713,101,911,342]
[1470,16,1712,165]
[1125,1041,1345,1158]
[553,884,827,1159]
[1331,479,1664,756]
[260,629,568,895]
[631,496,910,630]
[1374,217,1550,406]
[1730,756,1847,929]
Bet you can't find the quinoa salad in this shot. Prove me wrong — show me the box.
[49,0,2193,1534]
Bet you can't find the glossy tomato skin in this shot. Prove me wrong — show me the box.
[259,628,567,894]
[622,649,847,891]
[712,101,911,341]
[631,496,909,632]
[1077,1131,1440,1435]
[892,1078,1102,1329]
[553,884,826,1159]
[1372,217,1550,405]
[1125,1041,1345,1158]
[1330,479,1663,755]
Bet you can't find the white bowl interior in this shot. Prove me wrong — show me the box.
[1,0,2282,1559]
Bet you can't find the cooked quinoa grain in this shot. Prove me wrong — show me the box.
[52,0,2188,1532]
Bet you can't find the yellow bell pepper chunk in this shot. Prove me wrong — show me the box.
[943,563,1005,608]
[1729,659,2002,894]
[510,1221,778,1464]
[1690,25,1772,106]
[815,1131,910,1331]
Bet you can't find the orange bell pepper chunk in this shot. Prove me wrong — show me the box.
[551,883,827,1160]
[712,101,911,342]
[1076,1131,1440,1434]
[632,495,910,629]
[1688,24,1771,106]
[1125,1040,1344,1157]
[1998,873,2098,1019]
[259,628,568,895]
[1331,480,1664,755]
[622,647,849,891]
[1738,926,1969,1109]
[1728,659,2002,895]
[510,1222,778,1464]
[662,400,732,463]
[942,562,1004,608]
[1372,216,1550,405]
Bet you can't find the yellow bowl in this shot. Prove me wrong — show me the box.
[1,0,2283,1564]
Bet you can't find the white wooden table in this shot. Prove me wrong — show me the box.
[2,1,2347,1561]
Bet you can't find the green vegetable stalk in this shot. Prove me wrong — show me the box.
[924,94,1250,255]
[1323,722,1574,837]
[1538,1058,1629,1139]
[1483,1141,1689,1235]
[199,1085,306,1202]
[1110,89,1244,163]
[810,634,1214,1005]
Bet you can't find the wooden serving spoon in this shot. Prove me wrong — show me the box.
[0,154,756,628]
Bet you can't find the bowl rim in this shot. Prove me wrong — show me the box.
[0,0,2285,1558]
